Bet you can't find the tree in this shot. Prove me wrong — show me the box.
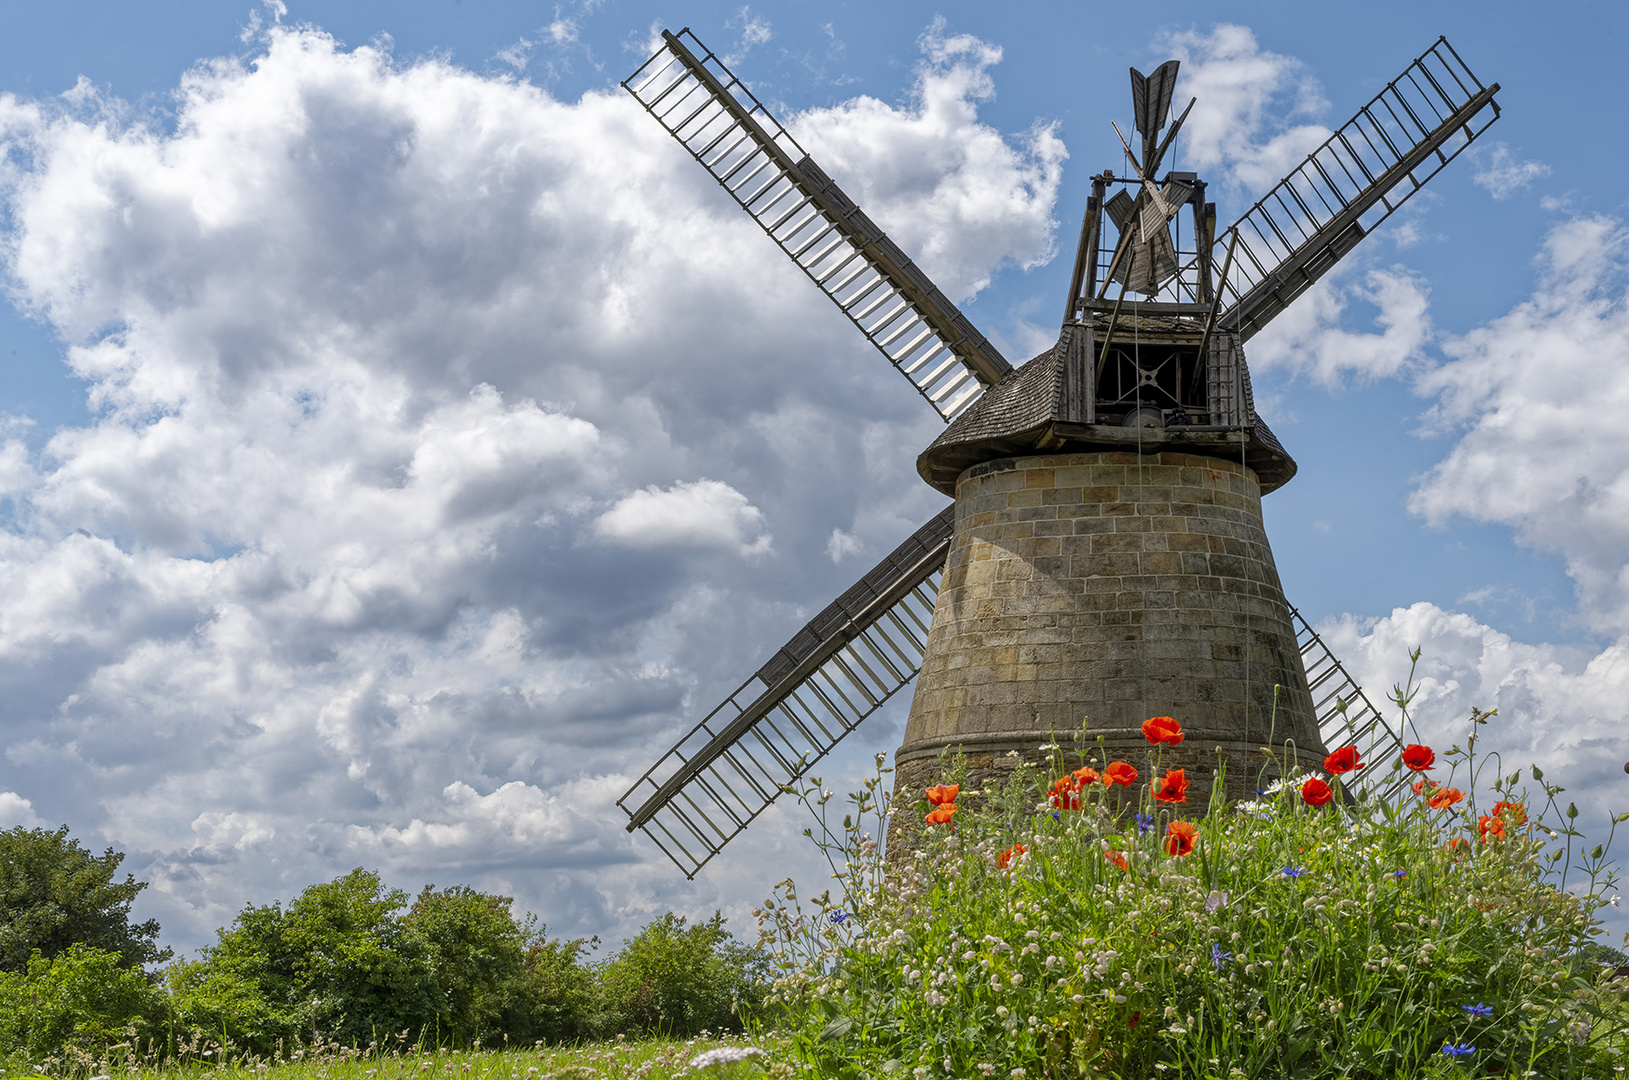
[0,826,169,973]
[403,885,531,1044]
[596,912,768,1037]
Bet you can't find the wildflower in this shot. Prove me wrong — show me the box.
[1446,836,1471,856]
[1135,812,1155,834]
[1152,768,1189,804]
[1300,777,1333,807]
[1142,716,1184,746]
[1461,1003,1493,1017]
[1281,866,1307,879]
[1211,943,1232,968]
[1411,777,1439,796]
[1402,743,1435,771]
[1440,1042,1476,1058]
[1204,890,1228,911]
[1104,761,1138,787]
[1478,815,1507,843]
[926,784,960,806]
[829,910,850,924]
[1073,765,1101,785]
[998,843,1028,868]
[1049,775,1083,811]
[1428,787,1465,810]
[1393,870,1407,879]
[926,803,958,825]
[1165,820,1197,857]
[1491,799,1527,825]
[1323,745,1364,774]
[689,1047,766,1069]
[1104,849,1128,871]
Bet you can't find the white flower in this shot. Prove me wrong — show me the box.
[688,1047,766,1070]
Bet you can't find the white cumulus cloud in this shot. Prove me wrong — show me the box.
[595,479,771,556]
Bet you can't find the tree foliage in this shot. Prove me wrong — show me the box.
[0,826,169,973]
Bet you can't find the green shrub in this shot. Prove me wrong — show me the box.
[759,733,1629,1078]
[0,944,164,1066]
[517,930,601,1043]
[402,884,531,1044]
[597,912,769,1038]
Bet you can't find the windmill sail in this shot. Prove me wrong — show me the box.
[624,30,1012,421]
[1130,60,1181,166]
[1292,608,1408,803]
[1214,37,1499,339]
[619,508,955,877]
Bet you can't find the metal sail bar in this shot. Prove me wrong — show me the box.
[624,30,1012,421]
[619,508,955,877]
[1290,607,1408,802]
[1214,37,1499,341]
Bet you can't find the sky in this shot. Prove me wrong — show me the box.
[1,0,1628,956]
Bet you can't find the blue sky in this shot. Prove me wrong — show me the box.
[1,0,1626,952]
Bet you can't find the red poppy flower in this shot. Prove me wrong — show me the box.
[1103,761,1138,787]
[1142,716,1184,746]
[1164,820,1197,856]
[1492,800,1527,826]
[925,803,958,825]
[1427,787,1465,810]
[998,842,1027,868]
[1301,776,1334,807]
[1073,766,1101,786]
[1411,778,1441,797]
[1401,744,1435,772]
[1049,776,1082,811]
[1323,745,1364,775]
[925,784,960,807]
[1103,848,1128,871]
[1152,768,1189,804]
[1478,815,1506,842]
[1446,836,1471,856]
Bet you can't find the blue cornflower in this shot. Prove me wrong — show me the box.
[1210,943,1231,969]
[1394,869,1408,879]
[1461,1003,1493,1017]
[1135,813,1155,834]
[829,910,849,925]
[1051,812,1060,820]
[1441,1042,1476,1058]
[1281,866,1307,879]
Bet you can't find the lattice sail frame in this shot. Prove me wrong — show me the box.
[624,30,1012,421]
[1213,37,1499,337]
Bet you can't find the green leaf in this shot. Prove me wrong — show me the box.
[818,1016,855,1042]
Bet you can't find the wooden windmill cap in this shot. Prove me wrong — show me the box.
[916,335,1298,496]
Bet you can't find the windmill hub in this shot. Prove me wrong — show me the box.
[618,30,1500,877]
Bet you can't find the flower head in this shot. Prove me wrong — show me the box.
[1204,890,1228,912]
[828,910,849,924]
[1142,716,1184,746]
[1440,1042,1476,1058]
[1323,745,1364,775]
[1428,787,1465,810]
[998,843,1028,868]
[1134,812,1155,834]
[925,803,958,825]
[1049,776,1083,811]
[1104,761,1138,787]
[925,784,960,807]
[1210,943,1232,968]
[1477,815,1507,843]
[1073,765,1101,786]
[1491,799,1527,826]
[1300,777,1333,807]
[1104,848,1128,871]
[1402,743,1435,771]
[1281,866,1307,879]
[689,1047,766,1070]
[1152,768,1189,804]
[1164,820,1197,856]
[1461,1003,1493,1017]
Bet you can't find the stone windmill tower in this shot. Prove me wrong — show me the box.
[616,30,1500,876]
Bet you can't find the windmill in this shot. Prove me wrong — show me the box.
[617,30,1500,877]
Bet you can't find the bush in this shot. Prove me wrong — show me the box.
[758,730,1629,1078]
[0,944,164,1067]
[517,930,601,1042]
[597,912,769,1037]
[403,884,532,1044]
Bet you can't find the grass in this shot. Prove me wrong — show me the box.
[2,1034,792,1080]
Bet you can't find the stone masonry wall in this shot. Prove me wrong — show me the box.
[891,451,1324,814]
